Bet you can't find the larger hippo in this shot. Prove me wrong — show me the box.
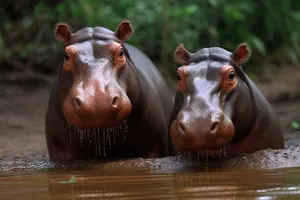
[45,20,174,161]
[169,43,284,157]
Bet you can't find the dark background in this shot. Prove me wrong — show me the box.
[2,0,300,82]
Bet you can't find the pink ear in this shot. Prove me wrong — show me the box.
[115,19,134,41]
[232,43,251,66]
[54,23,72,43]
[174,43,191,65]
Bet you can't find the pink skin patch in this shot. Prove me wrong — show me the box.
[219,65,238,93]
[107,42,126,69]
[176,66,189,92]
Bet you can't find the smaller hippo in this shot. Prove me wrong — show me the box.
[45,20,174,161]
[169,43,284,157]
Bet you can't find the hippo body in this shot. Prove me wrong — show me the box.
[169,44,284,157]
[45,21,174,161]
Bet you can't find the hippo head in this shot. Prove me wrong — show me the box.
[170,43,252,154]
[54,20,136,130]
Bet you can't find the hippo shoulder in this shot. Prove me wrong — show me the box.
[124,43,174,112]
[124,43,157,71]
[124,43,166,86]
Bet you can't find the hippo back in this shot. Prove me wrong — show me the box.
[125,43,174,119]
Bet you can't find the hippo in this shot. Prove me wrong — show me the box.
[45,20,174,161]
[169,43,284,157]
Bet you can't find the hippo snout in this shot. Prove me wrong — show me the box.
[73,93,120,113]
[170,110,235,151]
[63,85,132,129]
[177,117,220,136]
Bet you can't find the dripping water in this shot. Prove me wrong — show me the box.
[66,119,128,158]
[88,130,92,147]
[113,129,116,145]
[80,131,84,147]
[205,150,208,166]
[103,130,106,157]
[197,150,200,165]
[107,129,111,149]
[98,129,101,156]
[94,130,98,157]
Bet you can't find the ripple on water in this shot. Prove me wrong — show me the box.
[1,146,300,199]
[1,166,300,199]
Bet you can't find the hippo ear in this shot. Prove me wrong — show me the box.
[232,43,251,66]
[115,19,134,41]
[174,43,191,65]
[54,22,72,44]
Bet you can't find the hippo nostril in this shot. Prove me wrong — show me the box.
[112,96,119,107]
[74,97,82,109]
[211,121,219,133]
[178,122,186,133]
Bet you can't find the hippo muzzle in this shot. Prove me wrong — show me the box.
[170,94,235,152]
[62,72,132,129]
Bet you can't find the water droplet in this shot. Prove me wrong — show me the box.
[205,150,208,166]
[94,130,98,157]
[98,129,101,156]
[223,147,227,157]
[108,132,111,149]
[103,131,106,157]
[123,130,126,141]
[218,148,222,158]
[113,129,116,145]
[80,131,84,147]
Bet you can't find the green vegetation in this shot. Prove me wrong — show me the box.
[291,120,300,130]
[1,0,300,81]
[59,175,77,184]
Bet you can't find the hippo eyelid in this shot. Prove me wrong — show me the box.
[177,67,190,78]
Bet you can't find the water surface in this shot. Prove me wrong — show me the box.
[1,148,300,200]
[1,164,300,199]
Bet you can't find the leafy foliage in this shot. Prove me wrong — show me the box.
[1,0,300,79]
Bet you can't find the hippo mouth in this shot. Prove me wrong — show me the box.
[170,113,235,159]
[65,119,128,157]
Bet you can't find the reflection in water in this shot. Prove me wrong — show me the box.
[1,146,300,199]
[1,164,300,199]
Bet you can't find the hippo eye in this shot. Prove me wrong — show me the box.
[176,72,181,81]
[119,48,124,57]
[228,71,235,80]
[64,52,69,61]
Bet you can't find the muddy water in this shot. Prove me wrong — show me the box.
[1,147,300,199]
[1,163,300,199]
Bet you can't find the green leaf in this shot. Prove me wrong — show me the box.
[292,12,300,21]
[185,5,198,15]
[208,0,218,7]
[249,36,266,55]
[291,121,300,130]
[59,175,77,184]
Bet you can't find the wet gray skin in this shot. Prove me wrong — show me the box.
[45,20,174,161]
[169,43,284,157]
